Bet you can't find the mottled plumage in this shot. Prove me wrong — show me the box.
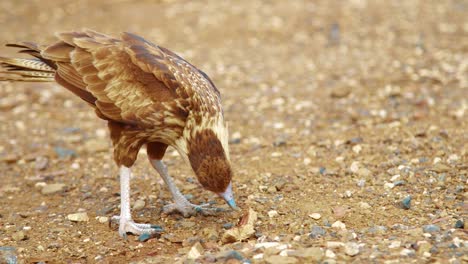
[0,29,237,238]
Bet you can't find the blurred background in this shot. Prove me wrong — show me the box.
[0,0,466,263]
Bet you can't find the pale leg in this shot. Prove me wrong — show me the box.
[111,166,162,238]
[149,159,221,217]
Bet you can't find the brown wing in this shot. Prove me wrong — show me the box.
[42,30,221,129]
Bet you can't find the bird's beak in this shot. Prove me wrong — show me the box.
[219,182,240,211]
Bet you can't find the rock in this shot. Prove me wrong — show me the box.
[133,199,146,211]
[350,161,360,173]
[265,255,298,264]
[344,242,359,256]
[12,231,26,241]
[221,208,257,244]
[326,242,344,248]
[401,196,411,209]
[417,241,432,254]
[357,168,371,177]
[309,213,321,220]
[202,228,218,241]
[422,225,440,233]
[331,221,346,230]
[54,146,77,158]
[325,249,336,259]
[34,156,49,171]
[84,139,108,153]
[309,226,326,238]
[67,212,89,222]
[268,210,279,218]
[330,86,351,98]
[97,216,108,224]
[400,248,415,257]
[332,206,349,218]
[187,242,204,259]
[359,202,371,209]
[288,247,323,262]
[41,183,66,195]
[454,220,464,229]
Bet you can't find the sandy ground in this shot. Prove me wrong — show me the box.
[0,0,467,263]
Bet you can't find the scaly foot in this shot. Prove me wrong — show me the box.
[110,215,163,239]
[162,200,225,217]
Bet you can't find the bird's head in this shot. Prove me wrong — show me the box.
[187,128,238,210]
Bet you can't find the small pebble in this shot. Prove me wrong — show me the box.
[54,146,77,158]
[12,231,26,241]
[41,183,66,195]
[133,199,146,211]
[401,196,412,209]
[97,216,109,224]
[187,242,204,259]
[331,221,346,230]
[325,249,336,259]
[309,213,321,220]
[400,248,415,257]
[359,202,371,209]
[309,226,326,239]
[67,212,89,222]
[454,220,464,229]
[344,242,359,256]
[268,210,279,218]
[422,224,440,233]
[350,162,360,173]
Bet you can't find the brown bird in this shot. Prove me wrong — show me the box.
[0,29,237,238]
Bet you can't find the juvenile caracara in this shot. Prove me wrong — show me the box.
[0,29,237,238]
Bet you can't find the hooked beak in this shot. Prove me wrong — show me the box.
[219,182,240,211]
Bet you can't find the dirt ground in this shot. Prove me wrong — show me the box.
[0,0,466,263]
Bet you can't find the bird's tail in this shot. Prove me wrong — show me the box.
[0,42,56,82]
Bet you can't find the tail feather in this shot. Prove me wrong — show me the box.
[0,42,56,82]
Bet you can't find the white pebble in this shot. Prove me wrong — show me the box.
[344,242,360,256]
[325,249,336,258]
[327,241,344,248]
[308,213,321,220]
[388,241,401,248]
[350,161,360,173]
[67,212,89,222]
[133,199,146,211]
[390,174,400,181]
[71,162,80,170]
[268,210,279,218]
[344,190,353,198]
[97,216,109,224]
[384,182,395,189]
[433,157,442,164]
[253,253,264,260]
[359,202,371,209]
[400,248,415,256]
[447,154,459,163]
[331,221,346,230]
[352,145,362,154]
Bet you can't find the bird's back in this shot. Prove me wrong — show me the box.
[0,29,225,166]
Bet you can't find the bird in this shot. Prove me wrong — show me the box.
[0,29,238,238]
